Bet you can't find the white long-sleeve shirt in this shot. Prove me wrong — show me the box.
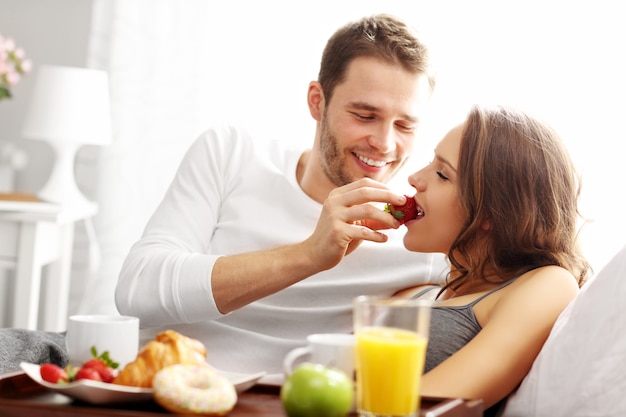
[116,124,447,381]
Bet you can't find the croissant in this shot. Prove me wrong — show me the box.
[113,330,207,388]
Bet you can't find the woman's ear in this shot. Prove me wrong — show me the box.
[307,81,324,121]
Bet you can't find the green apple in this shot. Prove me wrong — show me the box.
[281,362,353,417]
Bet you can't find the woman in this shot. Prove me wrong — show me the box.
[396,105,590,414]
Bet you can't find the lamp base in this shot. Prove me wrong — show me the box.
[37,141,93,209]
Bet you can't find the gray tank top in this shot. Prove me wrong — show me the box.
[411,279,517,373]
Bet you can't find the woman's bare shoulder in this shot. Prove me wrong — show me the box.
[513,265,578,296]
[493,265,579,323]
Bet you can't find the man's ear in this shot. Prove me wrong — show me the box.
[307,81,324,121]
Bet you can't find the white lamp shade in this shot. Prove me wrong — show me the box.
[21,65,112,206]
[22,65,112,145]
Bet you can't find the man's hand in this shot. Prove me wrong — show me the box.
[211,179,409,313]
[304,178,407,269]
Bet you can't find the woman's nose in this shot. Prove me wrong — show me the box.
[409,170,427,192]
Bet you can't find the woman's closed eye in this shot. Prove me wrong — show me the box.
[436,171,449,181]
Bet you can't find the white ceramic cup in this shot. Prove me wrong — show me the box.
[283,333,356,379]
[65,315,139,367]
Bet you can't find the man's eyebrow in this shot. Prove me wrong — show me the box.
[348,101,419,124]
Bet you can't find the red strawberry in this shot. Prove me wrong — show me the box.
[384,195,419,224]
[75,366,102,382]
[82,358,117,383]
[40,363,68,384]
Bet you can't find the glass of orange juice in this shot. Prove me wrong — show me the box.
[353,296,431,417]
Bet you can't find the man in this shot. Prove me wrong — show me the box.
[116,13,446,382]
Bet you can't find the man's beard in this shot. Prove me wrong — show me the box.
[319,115,355,187]
[319,113,405,187]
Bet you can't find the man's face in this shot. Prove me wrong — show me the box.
[319,57,431,187]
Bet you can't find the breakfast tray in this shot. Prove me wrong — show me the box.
[0,371,483,417]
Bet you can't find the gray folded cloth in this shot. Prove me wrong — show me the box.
[0,328,68,373]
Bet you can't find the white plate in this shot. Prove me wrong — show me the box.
[258,373,285,387]
[20,362,266,405]
[217,369,267,393]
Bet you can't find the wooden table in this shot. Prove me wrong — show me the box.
[0,371,483,417]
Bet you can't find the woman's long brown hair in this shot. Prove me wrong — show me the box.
[444,105,590,293]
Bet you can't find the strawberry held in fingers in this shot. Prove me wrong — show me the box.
[385,195,421,224]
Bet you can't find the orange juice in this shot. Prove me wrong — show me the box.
[355,326,427,416]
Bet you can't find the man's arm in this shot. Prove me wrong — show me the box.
[211,178,406,313]
[115,128,407,324]
[117,178,405,323]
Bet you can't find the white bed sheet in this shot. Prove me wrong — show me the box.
[502,243,626,417]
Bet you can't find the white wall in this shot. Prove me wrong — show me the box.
[0,0,94,324]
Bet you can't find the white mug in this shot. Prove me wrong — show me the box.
[65,315,139,368]
[283,333,356,379]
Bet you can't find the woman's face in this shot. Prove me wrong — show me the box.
[403,122,466,254]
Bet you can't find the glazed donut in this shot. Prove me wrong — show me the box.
[153,364,237,415]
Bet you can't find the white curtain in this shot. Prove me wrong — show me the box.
[76,0,626,315]
[76,0,216,314]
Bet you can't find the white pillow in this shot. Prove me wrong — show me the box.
[501,243,626,417]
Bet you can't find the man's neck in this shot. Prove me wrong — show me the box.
[297,149,335,204]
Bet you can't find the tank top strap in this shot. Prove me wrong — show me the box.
[466,277,519,307]
[409,285,441,300]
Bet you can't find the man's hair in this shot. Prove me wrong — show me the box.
[318,14,435,104]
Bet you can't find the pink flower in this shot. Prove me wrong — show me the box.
[20,59,32,73]
[5,70,20,85]
[14,47,25,59]
[0,33,31,101]
[3,37,15,51]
